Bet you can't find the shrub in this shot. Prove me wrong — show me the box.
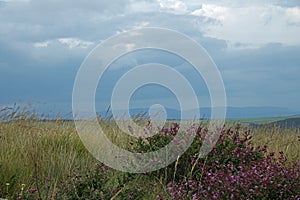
[59,122,300,199]
[167,124,300,199]
[56,163,168,199]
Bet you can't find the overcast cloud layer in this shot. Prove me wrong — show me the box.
[0,0,300,114]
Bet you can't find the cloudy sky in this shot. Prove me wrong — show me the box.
[0,0,300,115]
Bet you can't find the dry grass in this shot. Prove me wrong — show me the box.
[250,125,300,162]
[0,119,95,197]
[0,113,299,197]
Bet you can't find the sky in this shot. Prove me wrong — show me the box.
[0,0,300,116]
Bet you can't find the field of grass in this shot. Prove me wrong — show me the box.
[0,119,96,199]
[250,125,300,161]
[226,116,299,125]
[1,110,300,199]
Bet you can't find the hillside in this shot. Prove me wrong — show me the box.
[250,117,300,129]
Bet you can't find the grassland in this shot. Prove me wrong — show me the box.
[0,119,96,199]
[226,116,300,125]
[0,112,300,199]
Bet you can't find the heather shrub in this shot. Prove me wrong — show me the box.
[133,123,266,184]
[168,157,300,199]
[56,121,299,199]
[167,125,300,199]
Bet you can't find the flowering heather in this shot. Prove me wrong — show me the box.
[167,124,300,199]
[57,122,300,199]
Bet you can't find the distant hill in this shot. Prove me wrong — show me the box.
[250,117,300,129]
[3,103,297,120]
[98,106,299,120]
[221,106,297,119]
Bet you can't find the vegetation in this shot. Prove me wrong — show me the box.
[226,116,300,126]
[0,106,299,199]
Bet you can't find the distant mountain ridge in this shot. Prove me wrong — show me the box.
[98,106,299,120]
[2,103,297,120]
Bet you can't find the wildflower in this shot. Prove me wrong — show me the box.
[128,192,134,199]
[19,183,26,197]
[6,183,10,195]
[26,188,38,194]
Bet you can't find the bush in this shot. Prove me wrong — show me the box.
[167,124,300,199]
[56,163,168,199]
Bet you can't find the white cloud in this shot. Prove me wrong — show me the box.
[157,0,188,14]
[191,4,228,22]
[112,42,136,53]
[58,38,94,49]
[3,0,299,51]
[33,38,94,49]
[191,4,300,48]
[286,7,300,25]
[33,41,50,48]
[129,0,159,13]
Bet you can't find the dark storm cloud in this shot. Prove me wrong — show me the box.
[0,0,299,112]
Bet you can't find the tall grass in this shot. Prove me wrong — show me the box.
[0,107,96,198]
[251,125,300,162]
[0,106,299,199]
